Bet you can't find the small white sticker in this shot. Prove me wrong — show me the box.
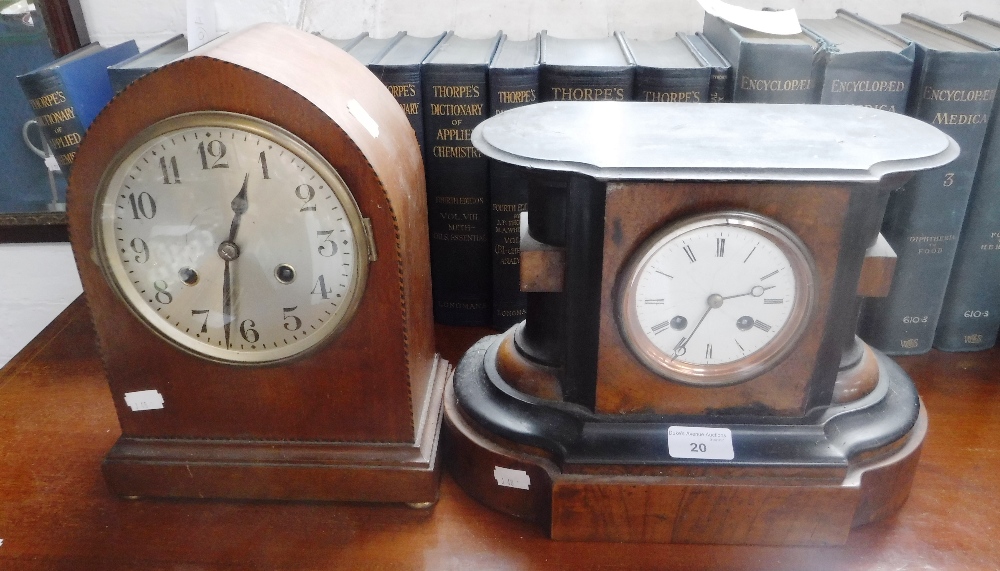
[494,466,530,490]
[124,390,164,412]
[43,155,61,172]
[667,426,735,460]
[347,99,380,138]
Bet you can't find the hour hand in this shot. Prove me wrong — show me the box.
[722,284,775,301]
[227,173,250,243]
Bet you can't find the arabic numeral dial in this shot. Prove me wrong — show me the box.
[98,112,370,364]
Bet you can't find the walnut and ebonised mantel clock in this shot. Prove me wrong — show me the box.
[445,102,957,544]
[68,24,448,504]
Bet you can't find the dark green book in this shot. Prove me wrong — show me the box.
[488,34,539,330]
[858,14,1000,355]
[701,12,822,103]
[368,32,446,157]
[802,10,915,112]
[623,35,711,103]
[422,32,503,326]
[932,13,1000,351]
[539,31,634,102]
[107,34,187,94]
[681,32,731,102]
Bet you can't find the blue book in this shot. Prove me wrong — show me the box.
[0,7,65,213]
[17,39,138,176]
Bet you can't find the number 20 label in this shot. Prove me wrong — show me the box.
[667,426,735,460]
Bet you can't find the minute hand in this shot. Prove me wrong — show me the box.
[221,173,250,349]
[675,292,724,354]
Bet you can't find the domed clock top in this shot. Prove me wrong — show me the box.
[67,24,445,504]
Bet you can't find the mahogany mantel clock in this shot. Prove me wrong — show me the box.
[67,24,448,504]
[445,102,957,544]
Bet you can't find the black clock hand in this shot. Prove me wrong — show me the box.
[220,173,249,349]
[721,285,775,301]
[674,293,724,354]
[223,259,233,349]
[227,173,250,243]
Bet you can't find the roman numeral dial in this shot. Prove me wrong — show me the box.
[619,212,815,386]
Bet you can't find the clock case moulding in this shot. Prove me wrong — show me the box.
[67,24,448,504]
[445,102,958,545]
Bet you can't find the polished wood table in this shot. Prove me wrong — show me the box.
[1,297,998,570]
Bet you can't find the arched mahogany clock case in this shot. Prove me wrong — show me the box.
[68,24,448,504]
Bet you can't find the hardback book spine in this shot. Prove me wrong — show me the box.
[685,33,731,103]
[367,34,445,158]
[368,64,426,155]
[934,14,1000,351]
[422,35,501,325]
[539,32,634,102]
[632,64,710,103]
[805,22,914,112]
[488,40,539,330]
[859,21,1000,354]
[934,114,1000,351]
[702,13,820,103]
[17,41,138,175]
[18,70,87,174]
[0,7,67,213]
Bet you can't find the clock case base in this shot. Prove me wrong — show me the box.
[445,333,925,546]
[67,25,446,505]
[102,356,451,504]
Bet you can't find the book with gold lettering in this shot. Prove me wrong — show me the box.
[1,5,66,214]
[423,32,503,325]
[932,13,1000,351]
[488,34,539,330]
[701,12,821,103]
[539,31,634,102]
[680,32,731,102]
[622,35,711,103]
[16,40,138,175]
[858,14,1000,355]
[368,32,446,157]
[801,11,915,111]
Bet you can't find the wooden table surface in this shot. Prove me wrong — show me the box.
[1,297,999,570]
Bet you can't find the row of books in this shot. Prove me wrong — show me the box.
[325,29,732,328]
[323,11,1000,352]
[17,11,1000,354]
[696,11,1000,356]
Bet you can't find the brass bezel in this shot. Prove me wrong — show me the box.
[617,211,816,386]
[93,111,371,365]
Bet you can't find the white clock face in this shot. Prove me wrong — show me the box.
[96,112,370,364]
[619,212,815,385]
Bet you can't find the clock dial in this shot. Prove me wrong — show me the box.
[619,212,815,385]
[96,112,370,364]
